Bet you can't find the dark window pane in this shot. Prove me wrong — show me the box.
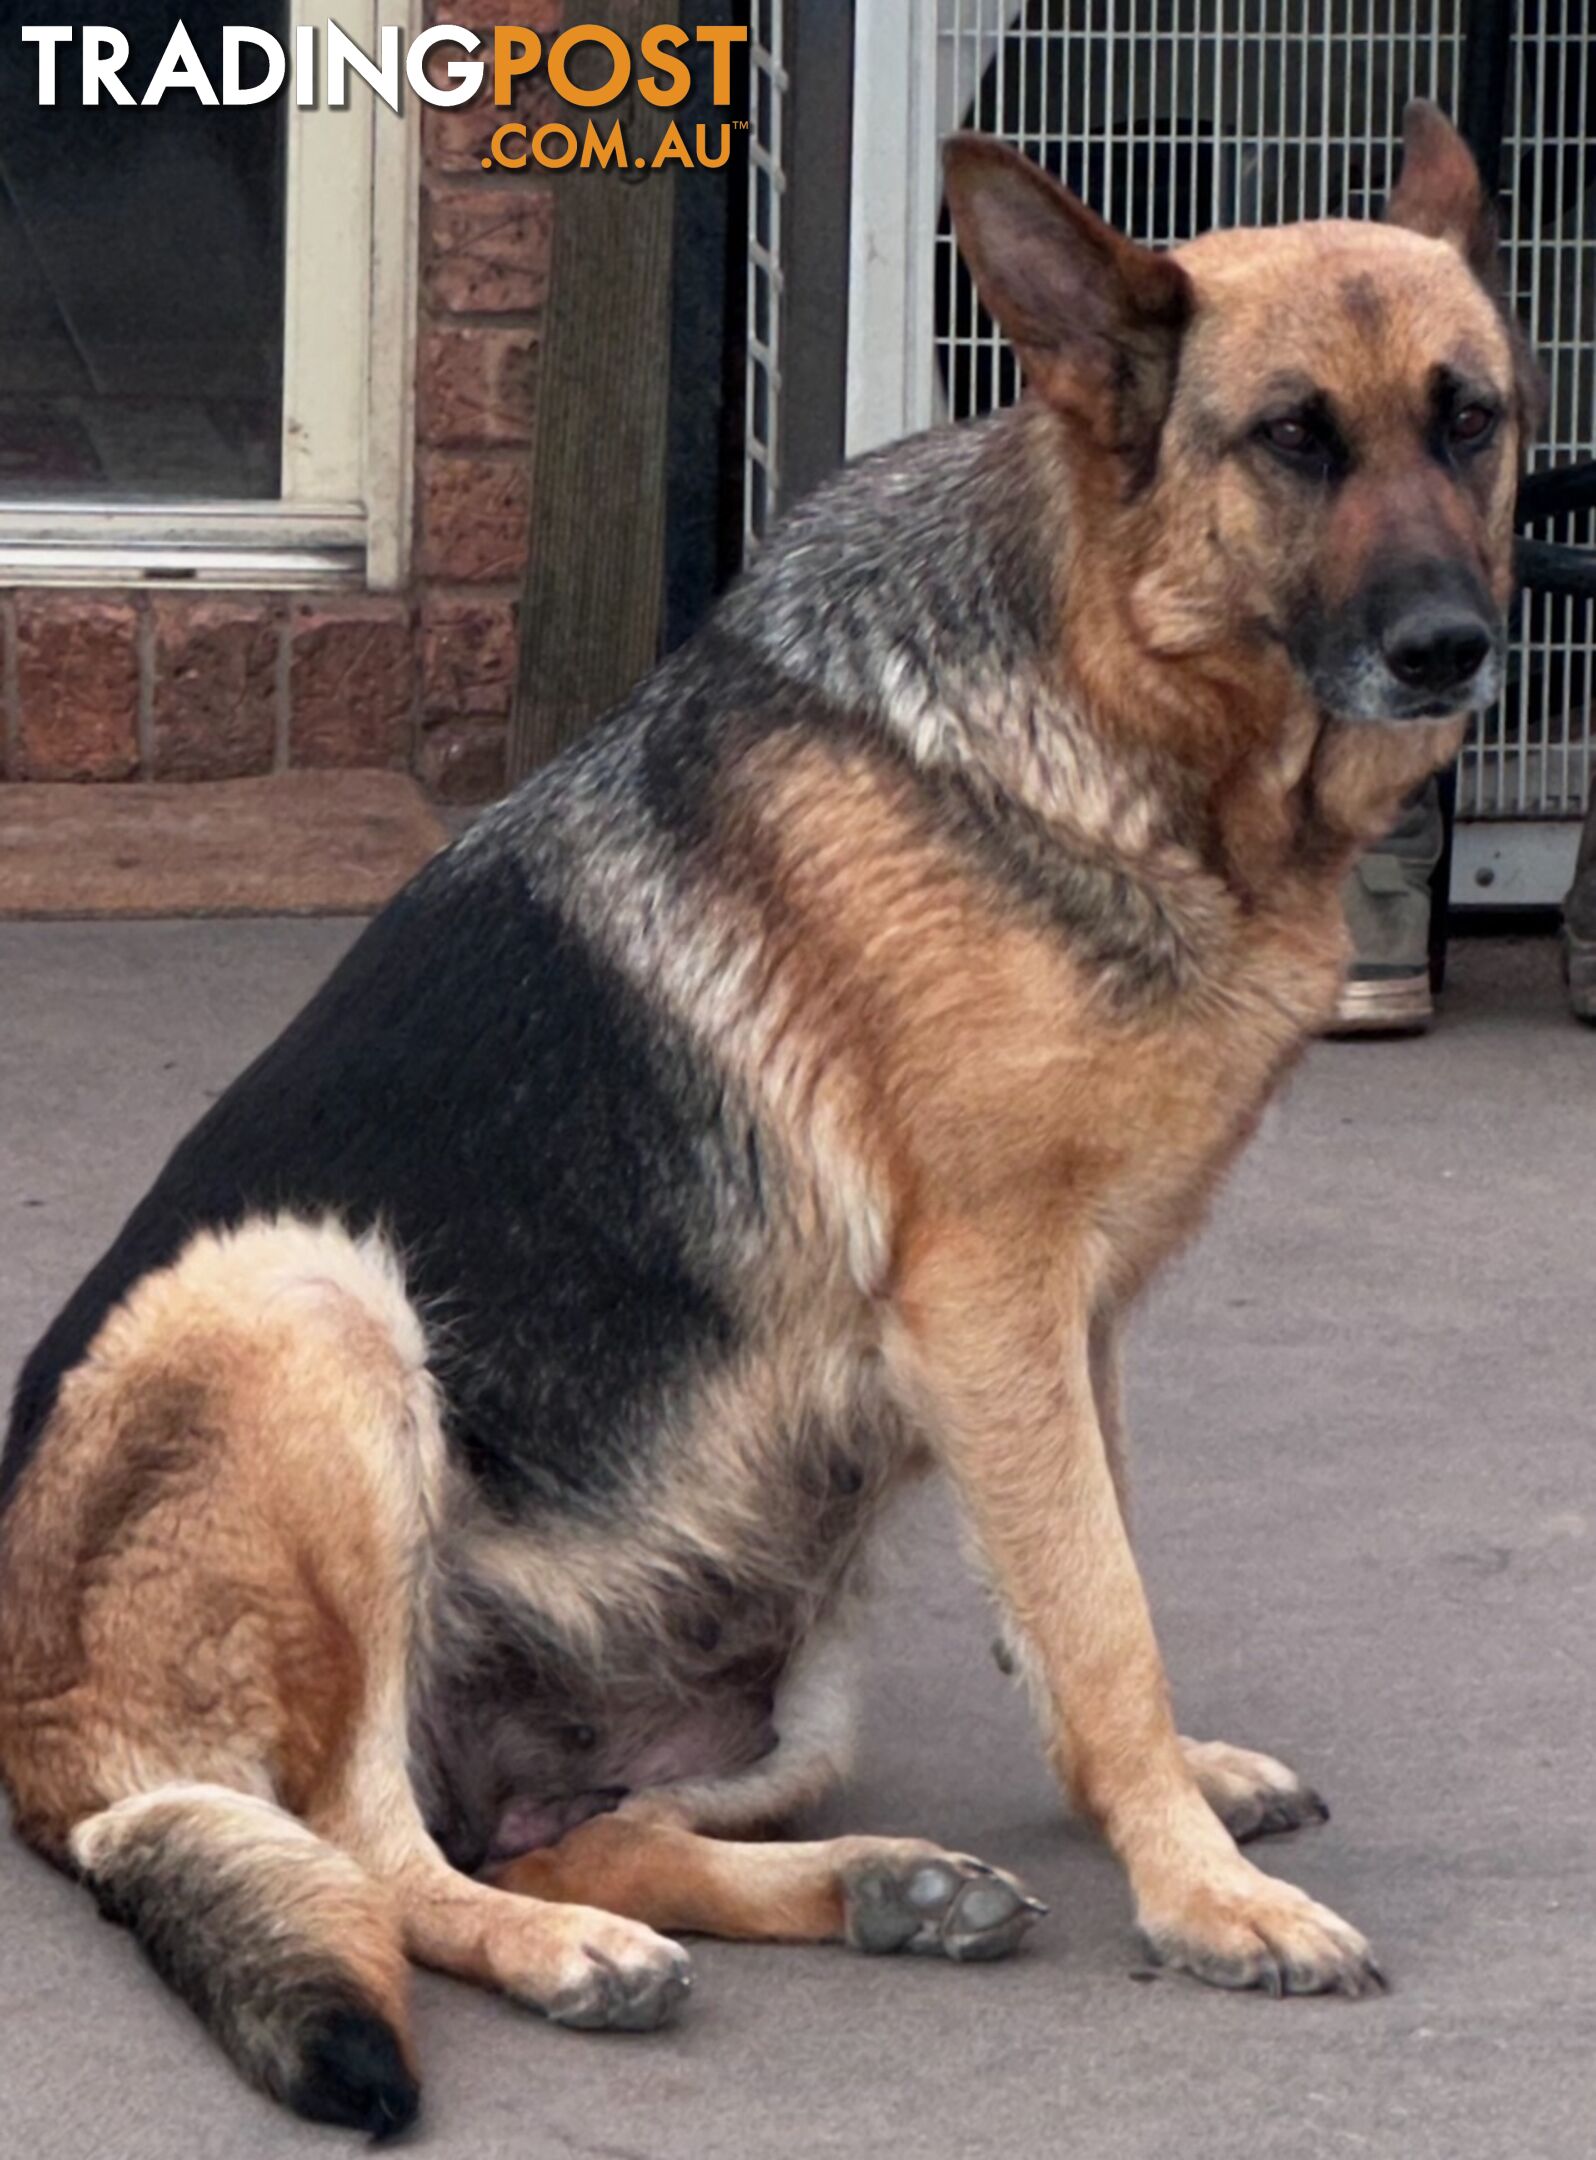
[0,3,287,499]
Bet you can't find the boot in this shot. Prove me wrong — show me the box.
[1328,782,1442,1035]
[1562,790,1596,1024]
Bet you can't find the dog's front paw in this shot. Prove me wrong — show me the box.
[1181,1737,1330,1844]
[1136,1862,1382,1998]
[528,1912,693,2031]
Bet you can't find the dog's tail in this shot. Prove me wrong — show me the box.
[70,1782,419,2138]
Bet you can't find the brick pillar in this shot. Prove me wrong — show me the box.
[413,3,560,803]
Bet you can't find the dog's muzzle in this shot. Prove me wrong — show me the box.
[1300,559,1506,723]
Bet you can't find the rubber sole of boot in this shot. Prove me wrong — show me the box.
[1324,971,1434,1036]
[1564,930,1596,1023]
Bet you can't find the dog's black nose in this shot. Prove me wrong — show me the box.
[1382,603,1494,699]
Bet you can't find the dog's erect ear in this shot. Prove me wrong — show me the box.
[943,134,1191,471]
[1385,99,1545,438]
[1384,101,1499,282]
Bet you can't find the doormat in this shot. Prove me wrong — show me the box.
[0,771,450,919]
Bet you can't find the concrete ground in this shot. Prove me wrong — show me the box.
[0,920,1591,2159]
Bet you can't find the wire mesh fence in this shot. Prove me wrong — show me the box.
[932,0,1595,822]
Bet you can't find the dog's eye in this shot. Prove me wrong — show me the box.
[1251,407,1346,477]
[1449,403,1498,448]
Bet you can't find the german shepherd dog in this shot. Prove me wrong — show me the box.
[0,105,1534,2133]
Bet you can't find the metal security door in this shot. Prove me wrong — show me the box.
[849,0,1596,903]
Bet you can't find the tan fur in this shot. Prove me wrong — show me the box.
[498,1815,853,1943]
[0,1221,689,2030]
[625,154,1512,1986]
[0,1220,428,1851]
[461,1345,917,1681]
[0,118,1527,2104]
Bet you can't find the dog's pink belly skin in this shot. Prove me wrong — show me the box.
[478,1699,781,1861]
[487,1789,626,1859]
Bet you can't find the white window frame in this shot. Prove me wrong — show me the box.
[0,0,419,591]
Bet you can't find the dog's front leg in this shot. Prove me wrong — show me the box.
[891,1221,1381,1997]
[1090,1305,1334,1848]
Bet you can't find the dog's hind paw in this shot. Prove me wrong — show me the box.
[1181,1737,1330,1844]
[841,1846,1045,1962]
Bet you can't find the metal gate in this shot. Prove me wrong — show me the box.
[746,1,788,550]
[848,0,1596,902]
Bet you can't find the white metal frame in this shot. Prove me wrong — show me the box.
[0,0,419,591]
[745,0,789,548]
[846,0,940,456]
[1453,819,1580,906]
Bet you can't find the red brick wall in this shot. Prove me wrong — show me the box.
[0,3,560,804]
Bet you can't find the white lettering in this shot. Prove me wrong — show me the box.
[222,26,287,106]
[142,21,218,105]
[326,21,401,112]
[407,24,484,108]
[295,23,317,107]
[84,26,135,107]
[20,25,72,106]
